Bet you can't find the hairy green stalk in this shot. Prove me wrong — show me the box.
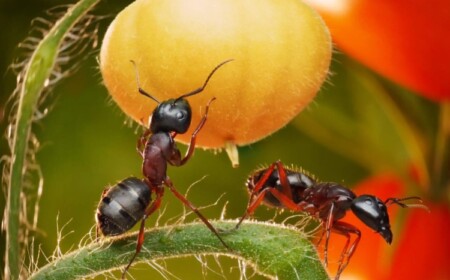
[4,0,99,279]
[29,221,328,280]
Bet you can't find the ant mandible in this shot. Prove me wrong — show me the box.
[96,59,233,279]
[233,160,428,279]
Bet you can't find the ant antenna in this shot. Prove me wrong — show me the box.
[385,196,430,212]
[174,59,234,103]
[130,60,160,104]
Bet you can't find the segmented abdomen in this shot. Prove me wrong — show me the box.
[96,177,151,236]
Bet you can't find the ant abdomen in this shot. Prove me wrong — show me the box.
[96,177,151,236]
[246,165,316,208]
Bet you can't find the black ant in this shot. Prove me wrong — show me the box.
[233,161,428,279]
[96,59,233,279]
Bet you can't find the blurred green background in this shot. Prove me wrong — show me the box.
[0,0,447,279]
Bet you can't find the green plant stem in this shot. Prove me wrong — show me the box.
[293,60,429,188]
[361,75,430,188]
[29,221,328,280]
[5,0,99,279]
[432,102,450,199]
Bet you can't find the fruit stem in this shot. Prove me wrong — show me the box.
[225,141,239,168]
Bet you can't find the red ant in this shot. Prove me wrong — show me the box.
[233,161,428,279]
[96,59,232,279]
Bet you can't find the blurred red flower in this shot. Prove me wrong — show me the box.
[305,0,450,101]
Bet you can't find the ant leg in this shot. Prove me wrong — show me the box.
[275,160,293,200]
[315,224,326,246]
[137,129,151,157]
[121,216,148,280]
[323,202,336,268]
[246,162,277,205]
[143,185,164,219]
[121,186,164,279]
[234,188,270,230]
[164,178,230,249]
[331,221,361,280]
[234,162,278,229]
[266,188,305,212]
[251,162,278,194]
[176,59,233,100]
[179,97,216,165]
[234,186,306,231]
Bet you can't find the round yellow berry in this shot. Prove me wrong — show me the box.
[100,0,331,148]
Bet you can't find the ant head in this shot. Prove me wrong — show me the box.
[150,98,192,133]
[131,59,232,133]
[351,195,393,244]
[131,59,233,133]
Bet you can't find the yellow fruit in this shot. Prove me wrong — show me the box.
[100,0,331,148]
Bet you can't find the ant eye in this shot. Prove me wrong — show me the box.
[176,112,184,119]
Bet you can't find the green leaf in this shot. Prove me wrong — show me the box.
[29,221,328,280]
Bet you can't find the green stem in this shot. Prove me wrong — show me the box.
[5,0,99,279]
[29,221,328,280]
[292,114,383,173]
[431,102,450,199]
[293,60,430,187]
[361,74,430,188]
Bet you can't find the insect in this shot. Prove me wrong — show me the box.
[96,59,233,279]
[233,160,428,279]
